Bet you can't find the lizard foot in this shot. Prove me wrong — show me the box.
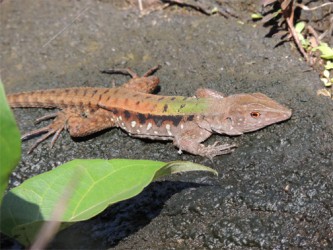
[100,65,161,78]
[198,141,237,160]
[22,114,66,154]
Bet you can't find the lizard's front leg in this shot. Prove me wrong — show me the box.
[195,88,225,99]
[22,108,115,153]
[173,124,237,159]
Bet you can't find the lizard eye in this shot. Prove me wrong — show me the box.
[250,111,261,118]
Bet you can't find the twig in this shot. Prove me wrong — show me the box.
[295,2,333,11]
[163,0,211,15]
[42,5,90,48]
[307,25,320,46]
[318,16,333,41]
[163,0,233,18]
[138,0,143,13]
[279,0,309,61]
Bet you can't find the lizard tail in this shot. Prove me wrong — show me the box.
[6,90,61,108]
[6,88,100,108]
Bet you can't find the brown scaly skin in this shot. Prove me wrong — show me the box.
[6,66,292,158]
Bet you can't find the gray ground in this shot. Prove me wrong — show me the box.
[1,0,333,249]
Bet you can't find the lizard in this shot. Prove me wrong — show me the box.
[6,65,292,158]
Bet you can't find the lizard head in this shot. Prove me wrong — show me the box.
[210,93,292,135]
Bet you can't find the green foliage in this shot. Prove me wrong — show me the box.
[313,43,333,87]
[251,13,263,20]
[325,61,333,70]
[312,42,333,60]
[210,7,219,14]
[294,21,306,33]
[294,22,310,49]
[0,81,21,203]
[321,69,333,87]
[0,159,217,246]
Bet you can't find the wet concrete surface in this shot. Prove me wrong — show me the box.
[1,0,333,248]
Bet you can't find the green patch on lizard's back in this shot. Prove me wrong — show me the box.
[150,95,210,115]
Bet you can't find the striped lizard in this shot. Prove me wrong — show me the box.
[6,66,292,158]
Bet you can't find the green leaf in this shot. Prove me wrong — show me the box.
[321,77,332,87]
[211,7,219,14]
[0,159,217,246]
[0,80,21,203]
[326,81,332,87]
[324,61,333,70]
[294,22,310,48]
[154,161,218,179]
[251,13,263,20]
[295,21,306,33]
[312,42,333,60]
[323,69,330,78]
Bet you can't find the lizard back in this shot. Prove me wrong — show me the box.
[98,87,212,116]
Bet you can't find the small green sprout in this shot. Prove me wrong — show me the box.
[211,7,219,14]
[294,22,310,49]
[325,61,333,70]
[320,69,332,87]
[312,43,333,87]
[312,42,333,60]
[251,13,263,20]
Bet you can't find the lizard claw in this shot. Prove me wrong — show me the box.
[100,67,139,78]
[100,65,161,79]
[200,142,237,160]
[22,112,67,154]
[22,124,65,154]
[34,113,58,124]
[142,65,161,77]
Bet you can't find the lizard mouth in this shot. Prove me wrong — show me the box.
[257,106,292,122]
[271,107,292,122]
[284,108,292,119]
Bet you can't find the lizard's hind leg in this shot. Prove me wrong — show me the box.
[22,108,116,153]
[142,65,161,77]
[100,65,160,78]
[100,65,161,93]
